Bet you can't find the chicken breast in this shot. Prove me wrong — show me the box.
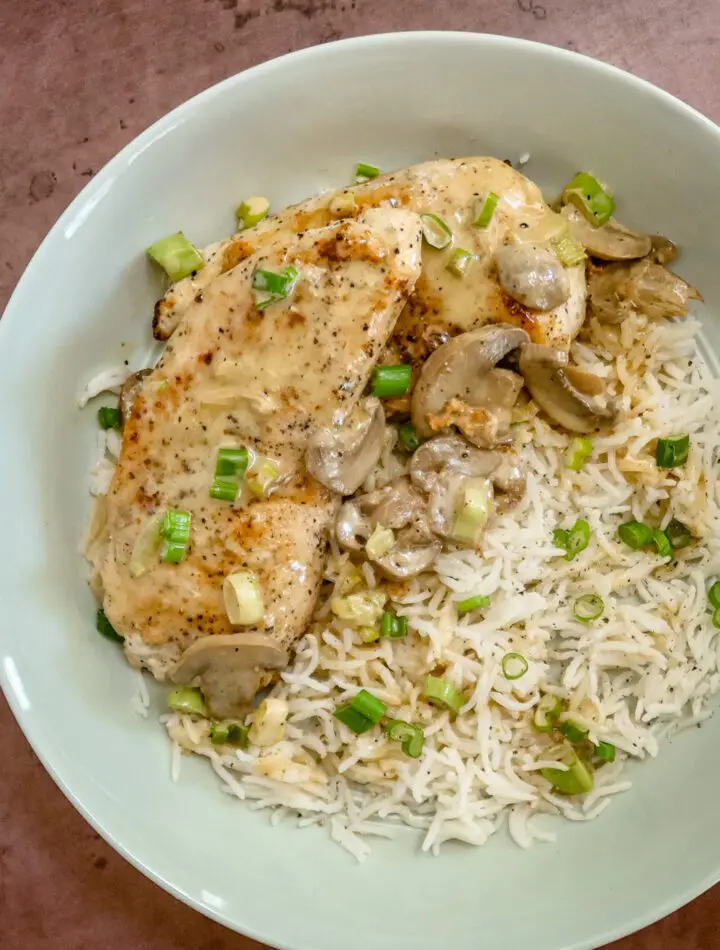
[95,208,422,703]
[153,157,585,357]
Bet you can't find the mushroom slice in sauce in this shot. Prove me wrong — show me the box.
[518,344,617,433]
[171,633,288,719]
[560,205,652,261]
[411,324,529,446]
[119,369,152,424]
[306,397,385,495]
[588,259,701,324]
[495,243,571,311]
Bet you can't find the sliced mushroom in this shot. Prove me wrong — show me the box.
[649,235,677,265]
[119,369,152,423]
[335,478,440,579]
[171,633,288,719]
[518,344,617,433]
[411,325,529,445]
[495,243,571,311]
[306,397,385,495]
[588,259,701,324]
[410,434,526,507]
[561,205,651,261]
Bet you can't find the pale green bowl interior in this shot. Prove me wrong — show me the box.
[1,33,720,950]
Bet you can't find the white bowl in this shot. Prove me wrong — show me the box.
[3,32,720,950]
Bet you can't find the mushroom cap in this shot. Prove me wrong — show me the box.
[561,205,652,261]
[495,243,571,311]
[518,343,617,433]
[171,633,288,719]
[411,324,529,443]
[306,397,385,495]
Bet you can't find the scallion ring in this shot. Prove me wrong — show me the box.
[446,247,475,278]
[385,719,425,758]
[473,191,499,228]
[561,171,615,227]
[618,520,653,550]
[656,435,690,468]
[167,686,208,717]
[96,608,123,643]
[595,740,616,763]
[708,580,720,610]
[354,162,380,183]
[559,719,589,744]
[371,364,412,399]
[236,196,270,229]
[420,213,453,249]
[422,675,464,714]
[98,406,122,430]
[573,593,604,623]
[147,232,204,282]
[396,422,421,452]
[501,652,528,681]
[565,436,593,472]
[456,593,491,615]
[532,694,564,733]
[666,518,692,550]
[652,529,673,558]
[334,689,387,734]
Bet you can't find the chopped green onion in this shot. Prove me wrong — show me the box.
[371,364,412,399]
[354,162,381,183]
[210,721,249,747]
[380,611,408,639]
[168,686,208,717]
[161,540,187,563]
[565,436,593,471]
[210,476,240,502]
[236,196,270,229]
[708,580,720,609]
[666,518,692,549]
[561,171,615,228]
[595,740,616,763]
[422,675,464,714]
[501,652,528,680]
[358,626,380,644]
[473,191,499,228]
[554,519,591,561]
[618,520,654,550]
[541,752,594,795]
[385,719,424,758]
[713,607,720,630]
[446,248,475,278]
[420,213,453,249]
[573,593,604,623]
[532,694,564,733]
[652,529,673,558]
[223,570,264,625]
[334,689,387,735]
[365,524,396,559]
[215,447,249,478]
[552,232,586,268]
[451,479,493,546]
[96,608,123,643]
[246,457,279,498]
[397,422,421,453]
[559,719,589,744]
[331,590,386,626]
[98,406,122,430]
[656,435,690,468]
[251,265,299,306]
[159,509,191,563]
[456,593,491,615]
[147,232,204,282]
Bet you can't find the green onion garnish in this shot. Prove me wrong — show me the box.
[560,719,589,744]
[420,213,453,249]
[168,686,208,717]
[354,162,380,183]
[251,265,299,310]
[573,593,604,623]
[561,171,615,227]
[565,436,593,471]
[371,364,412,399]
[380,611,408,638]
[456,593,491,615]
[159,508,191,564]
[595,740,616,763]
[385,719,424,758]
[501,652,528,680]
[452,481,493,546]
[532,694,564,733]
[713,607,720,630]
[215,447,249,478]
[334,689,387,734]
[708,581,720,609]
[246,457,280,498]
[98,406,122,430]
[358,626,380,644]
[147,232,204,282]
[656,435,690,468]
[666,518,692,550]
[618,520,654,550]
[554,520,591,561]
[552,231,586,267]
[446,248,475,278]
[397,422,421,453]
[652,529,673,558]
[422,675,464,714]
[542,752,594,795]
[210,477,240,502]
[236,196,270,229]
[210,721,249,747]
[96,608,123,643]
[473,192,499,228]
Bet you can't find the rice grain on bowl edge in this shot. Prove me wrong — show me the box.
[83,309,720,860]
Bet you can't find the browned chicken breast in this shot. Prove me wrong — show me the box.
[94,208,423,715]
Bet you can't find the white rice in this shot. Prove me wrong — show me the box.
[86,311,720,860]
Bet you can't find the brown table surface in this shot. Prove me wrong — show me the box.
[2,1,720,947]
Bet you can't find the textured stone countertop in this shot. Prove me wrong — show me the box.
[2,1,720,947]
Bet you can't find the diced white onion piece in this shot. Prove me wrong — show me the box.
[331,590,386,626]
[249,697,288,747]
[223,571,265,625]
[365,524,395,559]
